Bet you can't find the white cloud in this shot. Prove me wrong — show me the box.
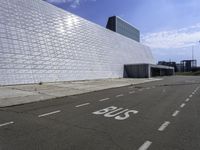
[46,0,95,8]
[142,23,200,49]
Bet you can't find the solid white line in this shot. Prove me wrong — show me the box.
[158,121,170,131]
[185,98,190,102]
[0,121,14,127]
[99,98,110,102]
[116,94,124,98]
[180,103,186,108]
[138,141,152,150]
[129,91,135,94]
[189,95,193,98]
[38,110,61,117]
[75,103,90,108]
[172,110,180,117]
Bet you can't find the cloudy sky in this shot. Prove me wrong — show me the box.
[46,0,200,64]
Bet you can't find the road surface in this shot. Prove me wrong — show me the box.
[0,76,200,150]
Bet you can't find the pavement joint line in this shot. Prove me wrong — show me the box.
[38,110,61,118]
[185,98,190,102]
[99,98,110,102]
[75,103,90,108]
[138,141,152,150]
[0,121,14,127]
[172,110,180,117]
[158,121,170,131]
[180,103,186,108]
[116,94,124,98]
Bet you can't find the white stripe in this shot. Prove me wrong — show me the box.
[99,98,110,102]
[116,94,123,98]
[139,89,144,91]
[38,110,61,117]
[192,92,195,95]
[189,95,193,98]
[180,103,186,108]
[75,103,90,108]
[158,121,170,131]
[172,110,180,117]
[0,121,14,127]
[138,141,152,150]
[185,98,190,102]
[129,91,135,94]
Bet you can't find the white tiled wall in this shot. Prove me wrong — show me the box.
[0,0,155,85]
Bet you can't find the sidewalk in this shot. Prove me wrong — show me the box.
[0,78,162,107]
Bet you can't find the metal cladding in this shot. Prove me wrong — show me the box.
[0,0,155,85]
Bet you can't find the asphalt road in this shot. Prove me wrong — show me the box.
[0,76,200,150]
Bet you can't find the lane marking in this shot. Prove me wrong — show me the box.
[116,94,124,98]
[192,92,195,95]
[75,103,90,108]
[158,121,170,131]
[129,91,135,94]
[38,110,61,117]
[172,110,180,117]
[180,103,186,108]
[99,98,110,102]
[138,141,152,150]
[0,121,14,127]
[185,98,190,102]
[139,89,144,91]
[146,87,150,90]
[189,95,193,98]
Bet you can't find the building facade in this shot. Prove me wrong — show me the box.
[0,0,154,85]
[106,16,140,42]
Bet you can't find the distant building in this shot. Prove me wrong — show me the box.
[106,16,140,42]
[180,60,197,72]
[158,61,177,72]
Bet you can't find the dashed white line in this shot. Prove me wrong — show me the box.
[158,121,170,131]
[189,95,193,98]
[116,94,124,98]
[138,141,152,150]
[75,103,90,108]
[0,121,14,127]
[172,110,180,117]
[180,103,186,108]
[139,89,144,91]
[185,98,190,102]
[38,110,61,117]
[129,91,135,94]
[146,87,150,90]
[99,98,110,102]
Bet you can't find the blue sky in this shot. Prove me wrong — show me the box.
[46,0,200,64]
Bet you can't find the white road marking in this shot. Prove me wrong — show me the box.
[138,141,152,150]
[38,110,61,117]
[185,98,190,102]
[192,92,195,95]
[75,103,90,108]
[139,89,144,91]
[146,87,150,90]
[158,121,170,131]
[180,103,186,108]
[172,110,180,117]
[116,94,124,98]
[99,98,110,102]
[189,95,193,98]
[0,121,14,127]
[129,91,135,94]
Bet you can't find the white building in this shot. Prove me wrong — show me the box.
[0,0,155,85]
